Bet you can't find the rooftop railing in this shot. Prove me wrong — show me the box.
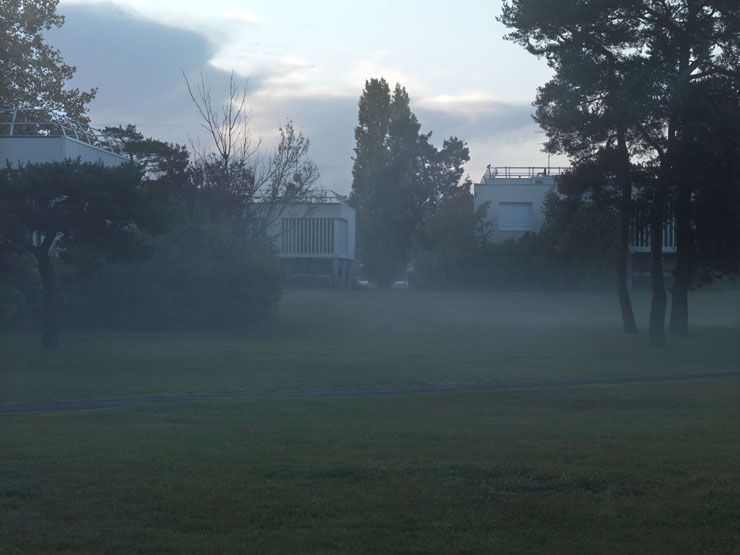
[483,165,569,180]
[0,108,125,156]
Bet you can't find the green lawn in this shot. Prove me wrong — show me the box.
[1,289,739,553]
[1,289,738,403]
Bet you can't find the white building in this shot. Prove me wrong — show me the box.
[473,164,677,254]
[256,192,356,287]
[473,166,563,241]
[0,108,127,167]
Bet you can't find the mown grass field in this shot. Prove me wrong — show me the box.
[1,289,739,552]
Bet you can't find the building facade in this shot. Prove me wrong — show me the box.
[473,166,562,242]
[473,165,678,286]
[0,108,127,167]
[256,192,357,287]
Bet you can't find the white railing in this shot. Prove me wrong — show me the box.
[631,212,677,253]
[0,107,125,156]
[483,165,569,179]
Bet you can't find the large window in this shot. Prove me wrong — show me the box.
[281,218,335,255]
[498,202,533,231]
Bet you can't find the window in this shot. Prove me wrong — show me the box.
[281,218,335,255]
[498,202,533,231]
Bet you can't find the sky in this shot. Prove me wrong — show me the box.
[53,0,566,193]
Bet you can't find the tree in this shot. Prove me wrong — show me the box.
[632,2,740,337]
[184,72,319,229]
[410,190,488,288]
[351,78,471,287]
[103,124,190,185]
[500,1,656,335]
[501,0,740,345]
[0,161,158,348]
[672,74,740,296]
[0,0,95,120]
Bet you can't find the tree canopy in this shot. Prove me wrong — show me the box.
[0,0,95,119]
[0,161,160,348]
[350,78,470,287]
[501,0,740,344]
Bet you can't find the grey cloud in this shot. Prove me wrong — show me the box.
[48,5,540,194]
[49,4,232,139]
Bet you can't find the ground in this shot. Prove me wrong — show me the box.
[1,289,739,553]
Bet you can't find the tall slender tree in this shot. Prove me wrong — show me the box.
[351,79,471,287]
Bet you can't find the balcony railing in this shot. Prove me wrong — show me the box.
[0,107,125,156]
[483,165,569,179]
[630,212,677,253]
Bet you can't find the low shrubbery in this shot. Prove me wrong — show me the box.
[1,222,281,331]
[410,191,617,290]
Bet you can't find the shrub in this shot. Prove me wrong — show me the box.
[63,223,282,330]
[410,191,617,290]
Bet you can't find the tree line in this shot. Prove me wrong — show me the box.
[0,1,317,348]
[350,1,739,348]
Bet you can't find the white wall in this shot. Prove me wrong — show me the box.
[474,177,555,242]
[0,136,126,167]
[255,200,356,260]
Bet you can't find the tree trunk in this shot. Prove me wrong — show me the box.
[648,193,667,347]
[616,128,638,334]
[668,4,695,338]
[36,246,59,350]
[670,152,693,336]
[616,229,638,334]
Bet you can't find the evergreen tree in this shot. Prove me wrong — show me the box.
[0,161,160,348]
[501,0,740,345]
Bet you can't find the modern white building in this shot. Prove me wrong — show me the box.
[474,166,564,241]
[0,108,127,167]
[473,164,677,254]
[256,191,357,286]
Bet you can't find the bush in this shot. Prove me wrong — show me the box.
[62,223,282,330]
[410,191,617,290]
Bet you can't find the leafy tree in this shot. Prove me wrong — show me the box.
[351,78,471,287]
[0,161,159,348]
[410,191,489,288]
[0,0,95,120]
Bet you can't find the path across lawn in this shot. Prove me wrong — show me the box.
[1,370,737,414]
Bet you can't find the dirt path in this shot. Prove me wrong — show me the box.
[1,370,738,415]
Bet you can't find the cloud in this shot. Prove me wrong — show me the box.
[222,8,266,25]
[50,3,549,193]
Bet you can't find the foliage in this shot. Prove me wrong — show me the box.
[62,222,282,330]
[0,0,95,120]
[500,0,740,343]
[676,76,740,286]
[184,73,319,229]
[0,160,157,261]
[410,191,616,290]
[351,78,470,287]
[0,160,161,346]
[103,124,190,185]
[409,192,489,288]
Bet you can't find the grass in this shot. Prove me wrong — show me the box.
[1,288,739,552]
[1,288,738,403]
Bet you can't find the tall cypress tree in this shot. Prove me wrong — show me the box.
[351,79,470,287]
